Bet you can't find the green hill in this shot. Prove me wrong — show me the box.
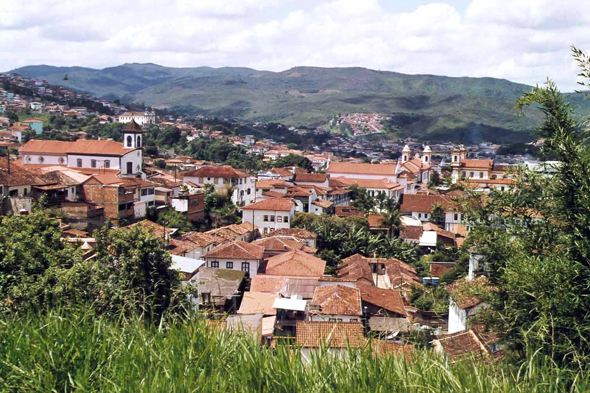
[10,63,589,143]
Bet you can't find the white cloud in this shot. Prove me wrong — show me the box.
[1,0,589,90]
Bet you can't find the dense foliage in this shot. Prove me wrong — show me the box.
[0,208,187,319]
[292,213,419,273]
[464,47,590,368]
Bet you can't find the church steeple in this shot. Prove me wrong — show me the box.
[123,119,143,149]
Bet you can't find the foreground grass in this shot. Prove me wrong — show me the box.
[0,309,587,392]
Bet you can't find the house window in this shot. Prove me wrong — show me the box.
[38,156,44,163]
[277,216,282,223]
[470,172,474,178]
[199,177,204,183]
[247,188,251,195]
[270,215,275,222]
[105,160,110,169]
[211,261,219,268]
[136,135,141,147]
[226,262,233,269]
[418,213,422,219]
[127,162,132,174]
[77,158,82,168]
[454,213,459,221]
[127,136,132,147]
[479,172,484,178]
[263,215,269,222]
[91,159,97,168]
[58,157,65,164]
[284,216,289,223]
[241,262,250,275]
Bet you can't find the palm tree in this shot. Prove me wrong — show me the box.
[381,203,403,238]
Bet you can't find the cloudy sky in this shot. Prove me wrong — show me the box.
[2,0,590,91]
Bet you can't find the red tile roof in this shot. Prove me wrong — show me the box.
[294,173,328,183]
[430,262,456,278]
[335,206,364,217]
[399,194,454,213]
[237,292,278,315]
[256,179,290,189]
[296,321,365,348]
[400,225,423,240]
[206,241,264,260]
[182,231,217,247]
[311,285,362,316]
[460,159,493,169]
[264,228,317,240]
[330,177,403,190]
[250,275,319,299]
[434,329,490,363]
[252,236,307,252]
[20,139,136,156]
[367,214,386,228]
[184,165,251,178]
[357,283,407,316]
[265,249,326,277]
[242,198,294,212]
[328,162,397,176]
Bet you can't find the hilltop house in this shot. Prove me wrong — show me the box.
[183,165,255,207]
[118,110,155,125]
[242,198,295,236]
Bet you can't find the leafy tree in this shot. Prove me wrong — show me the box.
[349,185,376,213]
[465,47,590,367]
[430,202,445,226]
[0,208,83,313]
[272,154,313,172]
[91,224,188,319]
[156,209,193,234]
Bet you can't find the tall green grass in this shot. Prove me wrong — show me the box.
[0,308,587,392]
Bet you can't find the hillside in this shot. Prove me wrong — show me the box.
[10,63,589,142]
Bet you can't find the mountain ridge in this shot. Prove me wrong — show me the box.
[9,63,586,143]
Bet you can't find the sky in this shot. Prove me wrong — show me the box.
[2,0,590,91]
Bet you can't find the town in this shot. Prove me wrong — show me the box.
[0,69,555,365]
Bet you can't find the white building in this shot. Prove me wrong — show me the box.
[183,165,255,207]
[20,120,145,178]
[446,275,490,334]
[204,241,265,278]
[241,198,295,236]
[118,110,155,125]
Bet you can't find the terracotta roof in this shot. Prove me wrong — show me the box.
[335,206,364,217]
[184,165,250,178]
[338,254,421,289]
[242,198,294,212]
[337,254,375,285]
[422,223,456,240]
[312,200,333,209]
[182,231,217,248]
[460,159,493,169]
[190,267,245,306]
[226,222,257,235]
[294,173,328,183]
[237,292,278,315]
[250,275,319,299]
[446,276,491,309]
[330,177,403,191]
[123,219,172,237]
[20,140,71,154]
[0,159,45,187]
[264,228,317,240]
[400,225,423,240]
[296,321,365,348]
[255,179,290,189]
[20,139,136,156]
[206,241,264,260]
[367,214,386,228]
[262,190,285,198]
[328,162,397,176]
[265,250,326,277]
[123,119,143,132]
[270,167,293,177]
[399,194,454,213]
[252,236,307,252]
[285,186,313,197]
[402,158,430,173]
[434,329,490,363]
[357,283,407,316]
[430,262,456,278]
[310,285,362,316]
